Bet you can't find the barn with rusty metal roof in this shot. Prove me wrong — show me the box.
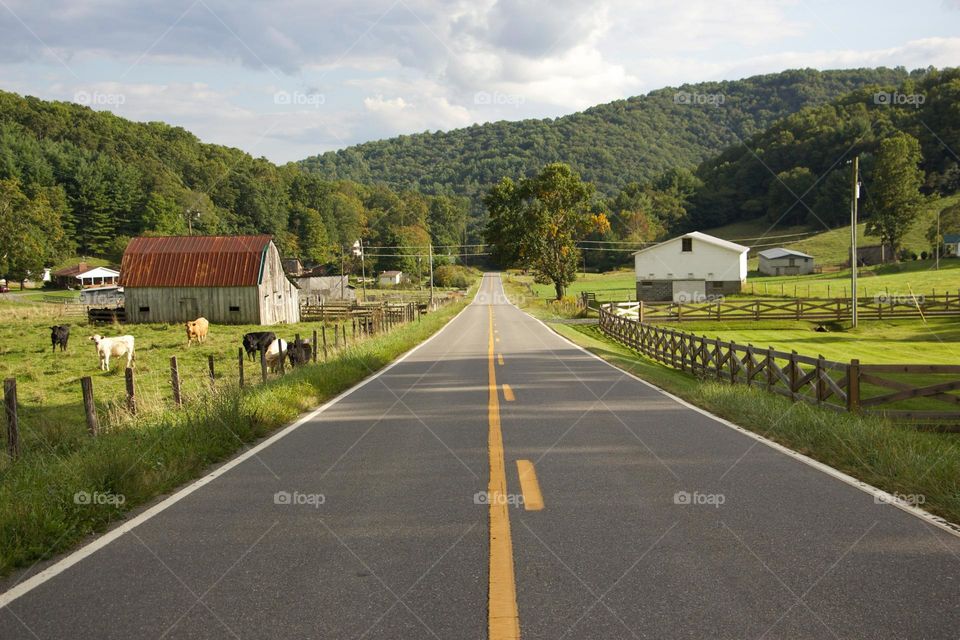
[119,235,300,324]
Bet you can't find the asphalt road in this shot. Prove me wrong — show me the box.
[2,273,959,639]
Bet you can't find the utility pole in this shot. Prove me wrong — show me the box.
[340,245,345,300]
[936,208,941,271]
[850,155,859,328]
[428,244,434,306]
[359,239,367,302]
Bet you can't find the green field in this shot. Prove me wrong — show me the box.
[655,318,960,365]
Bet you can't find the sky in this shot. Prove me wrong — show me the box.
[1,0,959,163]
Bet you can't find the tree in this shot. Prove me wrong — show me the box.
[485,163,597,299]
[865,133,926,257]
[766,167,815,226]
[0,178,66,287]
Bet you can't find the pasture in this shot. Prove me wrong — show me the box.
[0,303,388,468]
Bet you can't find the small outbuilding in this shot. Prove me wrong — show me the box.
[757,248,815,276]
[633,231,748,302]
[76,266,120,287]
[120,235,299,324]
[943,233,960,257]
[294,275,356,304]
[378,270,403,286]
[80,285,124,306]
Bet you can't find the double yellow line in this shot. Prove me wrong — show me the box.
[487,305,521,639]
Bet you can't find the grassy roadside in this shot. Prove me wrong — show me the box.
[502,277,960,527]
[0,294,472,576]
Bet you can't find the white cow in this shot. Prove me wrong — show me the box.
[89,334,135,371]
[263,338,288,372]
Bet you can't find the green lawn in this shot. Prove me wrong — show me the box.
[657,318,960,365]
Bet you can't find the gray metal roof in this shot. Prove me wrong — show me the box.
[757,247,813,260]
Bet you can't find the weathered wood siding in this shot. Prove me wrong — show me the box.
[125,286,260,324]
[257,243,300,324]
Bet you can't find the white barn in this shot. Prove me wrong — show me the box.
[758,248,815,276]
[633,232,749,302]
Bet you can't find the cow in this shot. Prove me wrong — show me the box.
[263,338,289,372]
[242,332,276,361]
[185,317,209,346]
[50,325,70,352]
[89,334,135,371]
[287,338,313,366]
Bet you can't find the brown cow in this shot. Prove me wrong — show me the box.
[185,317,209,346]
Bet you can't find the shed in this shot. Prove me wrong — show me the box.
[80,285,124,306]
[378,271,403,286]
[76,266,120,287]
[120,235,299,324]
[294,275,356,304]
[757,248,815,276]
[943,234,960,257]
[633,231,748,302]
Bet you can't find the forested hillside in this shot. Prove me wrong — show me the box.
[686,67,960,229]
[300,68,909,206]
[0,91,469,282]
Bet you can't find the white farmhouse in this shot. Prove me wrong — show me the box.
[757,248,814,276]
[633,231,748,302]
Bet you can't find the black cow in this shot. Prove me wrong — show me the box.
[287,339,313,366]
[50,325,70,352]
[242,332,276,361]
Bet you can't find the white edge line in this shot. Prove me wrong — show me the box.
[500,275,960,540]
[0,288,481,609]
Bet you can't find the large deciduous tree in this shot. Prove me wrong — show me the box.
[485,163,600,299]
[0,178,66,287]
[865,133,926,258]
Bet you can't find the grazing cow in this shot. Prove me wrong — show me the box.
[185,317,210,346]
[242,331,276,361]
[89,334,135,371]
[263,338,289,372]
[50,325,70,352]
[287,339,313,366]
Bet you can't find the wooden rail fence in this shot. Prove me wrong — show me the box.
[595,293,960,323]
[598,304,960,425]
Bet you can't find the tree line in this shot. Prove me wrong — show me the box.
[0,91,469,285]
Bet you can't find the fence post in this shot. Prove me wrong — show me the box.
[170,356,182,407]
[4,378,19,459]
[125,367,137,414]
[342,325,348,349]
[745,345,755,387]
[334,323,340,348]
[260,348,268,383]
[352,318,357,339]
[322,325,328,361]
[789,351,798,401]
[766,347,775,392]
[208,355,216,389]
[312,330,318,363]
[847,359,861,413]
[278,344,286,375]
[238,347,245,388]
[729,340,737,384]
[80,376,99,435]
[816,355,826,406]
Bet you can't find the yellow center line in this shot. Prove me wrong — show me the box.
[498,353,505,366]
[502,384,515,402]
[516,460,544,511]
[488,303,521,639]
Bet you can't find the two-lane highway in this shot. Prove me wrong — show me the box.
[2,273,959,639]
